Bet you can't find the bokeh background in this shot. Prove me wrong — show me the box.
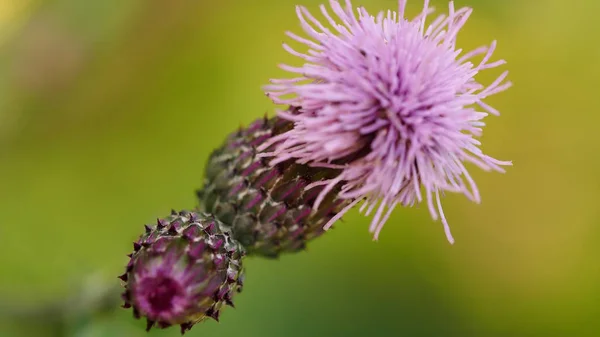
[1,0,598,336]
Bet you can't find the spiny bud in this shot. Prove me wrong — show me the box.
[119,211,245,334]
[197,116,357,258]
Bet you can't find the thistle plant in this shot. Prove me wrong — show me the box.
[119,0,510,333]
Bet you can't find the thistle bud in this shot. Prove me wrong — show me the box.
[197,117,355,258]
[119,211,244,334]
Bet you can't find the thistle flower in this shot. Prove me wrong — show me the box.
[197,116,353,258]
[261,0,512,243]
[119,211,244,334]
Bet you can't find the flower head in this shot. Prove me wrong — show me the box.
[120,211,244,334]
[197,116,353,258]
[260,0,511,243]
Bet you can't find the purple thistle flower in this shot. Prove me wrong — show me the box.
[260,0,511,243]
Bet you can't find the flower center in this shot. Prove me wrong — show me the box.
[145,276,183,313]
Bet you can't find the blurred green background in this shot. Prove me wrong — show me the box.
[0,0,598,336]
